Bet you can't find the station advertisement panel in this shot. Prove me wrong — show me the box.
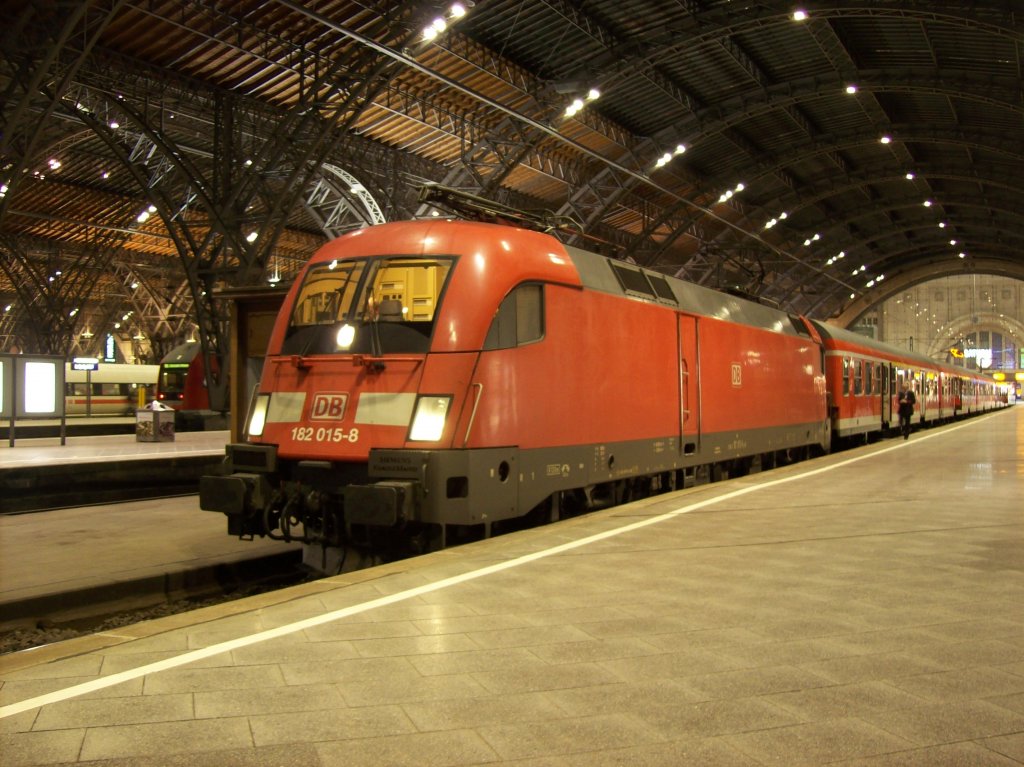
[3,355,66,418]
[0,356,9,418]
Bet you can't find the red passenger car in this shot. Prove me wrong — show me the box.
[813,322,1003,440]
[156,342,208,410]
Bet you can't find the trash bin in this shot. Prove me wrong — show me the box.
[136,401,175,442]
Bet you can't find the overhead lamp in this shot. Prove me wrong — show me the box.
[109,121,119,129]
[905,172,915,180]
[246,231,259,243]
[48,158,61,170]
[654,144,687,169]
[879,135,892,144]
[845,84,857,94]
[923,200,932,207]
[793,10,808,21]
[564,98,584,117]
[586,88,600,101]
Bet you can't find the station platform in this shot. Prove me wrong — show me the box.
[0,429,229,513]
[1,407,1022,765]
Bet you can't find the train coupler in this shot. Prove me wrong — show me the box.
[343,481,418,526]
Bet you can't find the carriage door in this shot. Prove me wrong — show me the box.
[678,314,700,454]
[882,362,893,426]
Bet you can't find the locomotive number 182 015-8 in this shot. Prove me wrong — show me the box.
[290,426,360,443]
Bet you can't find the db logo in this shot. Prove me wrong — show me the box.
[310,392,349,420]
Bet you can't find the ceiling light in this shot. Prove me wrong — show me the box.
[793,10,808,21]
[586,88,600,101]
[450,3,468,18]
[845,84,857,94]
[879,135,892,144]
[923,200,932,207]
[109,121,119,129]
[905,172,915,180]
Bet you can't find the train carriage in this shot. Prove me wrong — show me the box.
[64,363,158,415]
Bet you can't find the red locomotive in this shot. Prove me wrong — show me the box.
[199,188,1004,568]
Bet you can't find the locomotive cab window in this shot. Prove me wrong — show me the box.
[282,256,455,355]
[484,283,544,350]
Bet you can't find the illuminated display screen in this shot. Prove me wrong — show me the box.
[24,361,58,413]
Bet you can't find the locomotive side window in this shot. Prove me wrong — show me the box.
[484,283,544,351]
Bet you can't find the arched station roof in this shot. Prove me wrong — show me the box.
[1,1,1021,359]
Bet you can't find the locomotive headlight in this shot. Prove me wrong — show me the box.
[408,395,452,442]
[247,394,270,437]
[336,323,356,350]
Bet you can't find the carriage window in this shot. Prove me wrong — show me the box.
[842,357,850,395]
[484,283,544,350]
[853,360,863,395]
[865,362,873,394]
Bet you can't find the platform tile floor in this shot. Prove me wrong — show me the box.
[0,407,1022,765]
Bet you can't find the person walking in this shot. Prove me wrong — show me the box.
[898,384,917,440]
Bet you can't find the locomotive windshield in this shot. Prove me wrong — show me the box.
[281,256,455,356]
